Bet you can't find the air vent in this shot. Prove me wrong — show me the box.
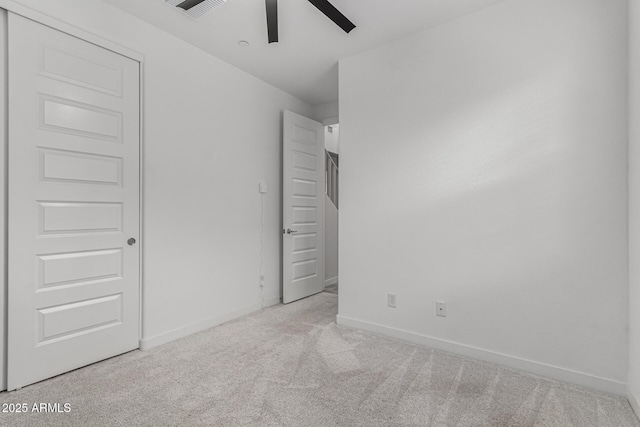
[167,0,228,20]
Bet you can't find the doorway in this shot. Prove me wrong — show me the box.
[324,124,339,295]
[281,111,339,303]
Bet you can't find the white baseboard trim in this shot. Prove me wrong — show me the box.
[629,388,640,419]
[140,302,262,350]
[336,315,626,396]
[325,276,338,287]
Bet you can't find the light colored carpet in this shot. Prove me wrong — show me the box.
[0,293,637,426]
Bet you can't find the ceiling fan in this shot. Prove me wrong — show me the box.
[169,0,356,44]
[265,0,356,43]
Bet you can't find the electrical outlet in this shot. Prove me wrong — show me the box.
[436,301,447,317]
[387,293,397,308]
[259,182,268,194]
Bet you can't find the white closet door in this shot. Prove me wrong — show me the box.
[7,13,141,390]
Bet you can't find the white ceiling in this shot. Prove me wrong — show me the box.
[102,0,506,106]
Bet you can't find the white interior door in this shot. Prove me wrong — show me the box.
[283,111,325,303]
[7,13,140,390]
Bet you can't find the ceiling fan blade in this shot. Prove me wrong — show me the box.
[176,0,207,10]
[266,0,279,43]
[308,0,356,34]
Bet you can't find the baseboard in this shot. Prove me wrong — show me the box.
[336,315,627,396]
[140,302,263,350]
[325,276,338,287]
[629,387,640,418]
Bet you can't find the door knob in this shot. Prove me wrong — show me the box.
[127,238,136,246]
[285,229,298,234]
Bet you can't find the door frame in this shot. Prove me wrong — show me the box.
[0,1,146,391]
[0,8,6,392]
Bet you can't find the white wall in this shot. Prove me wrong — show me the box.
[312,101,339,125]
[338,0,629,394]
[629,0,640,415]
[3,0,313,348]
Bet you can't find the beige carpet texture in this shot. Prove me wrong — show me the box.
[0,292,637,426]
